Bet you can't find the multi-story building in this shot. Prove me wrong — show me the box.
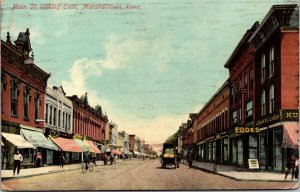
[1,29,52,168]
[193,81,230,164]
[224,23,258,167]
[182,114,197,157]
[248,4,299,172]
[129,134,135,154]
[68,93,107,156]
[44,85,75,164]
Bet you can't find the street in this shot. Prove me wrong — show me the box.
[2,159,298,191]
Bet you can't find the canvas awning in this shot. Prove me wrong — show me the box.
[282,122,299,148]
[112,149,121,155]
[74,139,90,152]
[84,140,102,154]
[1,132,36,149]
[20,129,59,151]
[50,136,82,153]
[134,151,140,155]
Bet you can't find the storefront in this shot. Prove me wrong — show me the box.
[49,136,82,164]
[20,128,59,165]
[1,132,36,169]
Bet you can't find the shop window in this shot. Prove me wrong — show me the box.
[274,128,283,171]
[249,135,258,159]
[261,54,266,83]
[231,140,237,163]
[237,139,243,165]
[269,47,274,77]
[269,85,275,114]
[261,90,266,117]
[259,131,267,169]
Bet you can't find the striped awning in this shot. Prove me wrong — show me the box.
[84,140,102,154]
[282,122,299,148]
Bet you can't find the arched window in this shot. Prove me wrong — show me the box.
[261,54,266,83]
[269,85,275,113]
[261,90,266,117]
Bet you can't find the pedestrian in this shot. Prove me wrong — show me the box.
[59,153,65,168]
[285,154,296,180]
[103,153,107,165]
[176,154,181,168]
[36,152,42,167]
[295,155,299,180]
[187,153,193,168]
[110,153,114,165]
[13,150,23,176]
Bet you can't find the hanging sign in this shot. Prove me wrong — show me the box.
[248,159,259,169]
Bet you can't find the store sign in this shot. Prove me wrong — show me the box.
[235,127,259,133]
[248,159,259,169]
[256,110,299,127]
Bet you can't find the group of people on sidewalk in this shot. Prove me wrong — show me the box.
[284,154,299,180]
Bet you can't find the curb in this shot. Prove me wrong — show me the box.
[1,167,82,181]
[187,163,298,183]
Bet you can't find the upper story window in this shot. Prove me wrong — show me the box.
[23,85,30,120]
[11,78,20,116]
[53,108,57,126]
[49,106,53,125]
[232,111,237,125]
[249,69,253,91]
[269,84,275,113]
[246,101,253,121]
[261,54,266,83]
[269,47,275,77]
[35,92,41,120]
[261,90,266,117]
[58,110,61,127]
[45,104,48,123]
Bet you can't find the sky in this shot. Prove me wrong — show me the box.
[1,0,297,144]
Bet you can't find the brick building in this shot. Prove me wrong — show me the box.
[1,29,51,168]
[193,81,230,164]
[68,93,108,153]
[248,4,299,171]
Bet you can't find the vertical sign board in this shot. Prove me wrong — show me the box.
[248,159,259,169]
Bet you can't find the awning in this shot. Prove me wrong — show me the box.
[123,149,132,155]
[50,136,82,153]
[20,129,59,151]
[2,132,36,149]
[84,140,102,153]
[134,151,140,155]
[74,139,90,152]
[105,148,111,153]
[112,149,121,155]
[282,122,299,148]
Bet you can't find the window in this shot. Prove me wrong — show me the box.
[53,108,57,126]
[68,114,71,130]
[244,72,248,97]
[62,112,65,129]
[269,47,274,77]
[249,69,253,91]
[238,108,242,124]
[232,111,237,124]
[246,101,253,117]
[261,54,266,83]
[261,90,266,117]
[45,104,48,123]
[35,94,40,120]
[269,85,275,113]
[11,79,19,116]
[23,85,30,120]
[58,110,61,127]
[49,106,52,125]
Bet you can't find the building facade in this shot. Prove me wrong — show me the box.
[193,81,230,164]
[249,4,299,172]
[1,29,50,168]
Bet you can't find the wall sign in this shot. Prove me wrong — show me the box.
[235,127,259,133]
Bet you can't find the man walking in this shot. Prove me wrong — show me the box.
[13,150,23,176]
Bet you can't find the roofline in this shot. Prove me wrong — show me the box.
[248,4,298,42]
[195,79,229,120]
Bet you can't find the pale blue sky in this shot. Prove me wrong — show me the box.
[1,0,297,143]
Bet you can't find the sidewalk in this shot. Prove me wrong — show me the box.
[185,160,300,183]
[1,160,104,180]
